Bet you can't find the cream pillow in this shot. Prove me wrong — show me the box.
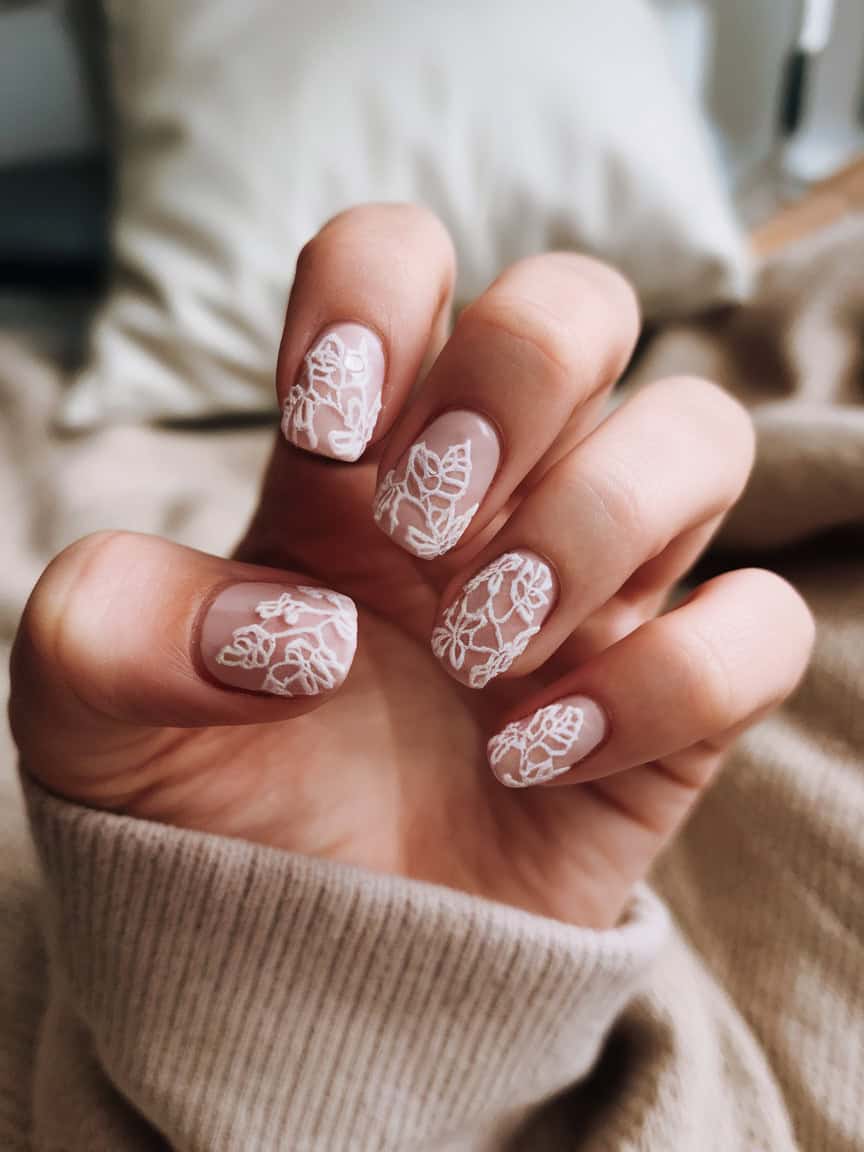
[62,0,750,425]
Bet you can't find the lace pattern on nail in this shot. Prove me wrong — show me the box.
[431,553,553,688]
[216,589,356,696]
[281,331,381,461]
[374,439,479,558]
[489,703,585,787]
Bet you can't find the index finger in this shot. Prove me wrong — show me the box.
[277,203,456,462]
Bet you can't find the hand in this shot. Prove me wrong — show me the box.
[10,206,814,929]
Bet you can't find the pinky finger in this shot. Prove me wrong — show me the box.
[487,568,814,789]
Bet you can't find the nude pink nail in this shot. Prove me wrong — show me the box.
[281,323,385,461]
[431,550,556,688]
[487,696,608,787]
[200,582,357,696]
[373,410,500,558]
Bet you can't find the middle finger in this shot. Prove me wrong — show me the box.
[373,252,640,560]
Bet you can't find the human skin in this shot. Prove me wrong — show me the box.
[9,204,814,930]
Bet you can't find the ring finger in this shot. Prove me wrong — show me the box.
[430,375,755,688]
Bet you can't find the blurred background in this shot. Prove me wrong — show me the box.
[2,1,863,337]
[2,0,862,297]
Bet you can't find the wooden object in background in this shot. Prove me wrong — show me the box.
[751,155,864,255]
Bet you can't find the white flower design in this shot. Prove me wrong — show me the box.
[511,559,554,624]
[430,602,485,671]
[465,552,522,596]
[488,703,585,787]
[431,552,554,689]
[216,587,356,696]
[255,592,306,625]
[281,332,380,461]
[374,439,479,558]
[469,631,538,689]
[216,623,276,669]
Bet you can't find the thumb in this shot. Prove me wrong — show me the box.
[10,530,357,801]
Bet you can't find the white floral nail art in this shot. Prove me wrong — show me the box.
[374,439,479,558]
[431,553,554,688]
[281,330,381,461]
[488,703,585,787]
[216,588,356,696]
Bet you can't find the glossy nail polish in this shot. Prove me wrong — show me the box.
[200,582,357,696]
[282,323,385,461]
[374,410,500,557]
[487,696,607,787]
[431,550,555,688]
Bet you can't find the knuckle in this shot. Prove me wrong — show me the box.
[295,207,373,277]
[568,455,651,554]
[561,253,640,318]
[470,253,639,395]
[456,299,587,407]
[393,201,454,250]
[301,203,456,284]
[653,569,816,740]
[738,567,817,683]
[506,252,638,317]
[659,375,756,485]
[662,617,740,734]
[689,375,753,445]
[17,531,139,676]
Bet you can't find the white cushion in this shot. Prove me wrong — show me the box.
[62,0,750,425]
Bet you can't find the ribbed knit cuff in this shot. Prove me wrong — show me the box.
[25,777,667,1152]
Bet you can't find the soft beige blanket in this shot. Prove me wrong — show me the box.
[1,217,863,1149]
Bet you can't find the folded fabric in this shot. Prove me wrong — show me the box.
[24,776,665,1151]
[60,0,749,426]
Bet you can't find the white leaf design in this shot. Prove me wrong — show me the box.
[281,332,378,461]
[430,603,485,671]
[256,592,305,624]
[432,552,553,688]
[489,703,585,787]
[468,628,538,689]
[373,438,479,558]
[511,559,554,625]
[215,590,356,697]
[216,624,276,669]
[435,442,473,500]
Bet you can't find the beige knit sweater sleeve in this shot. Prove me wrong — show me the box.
[24,777,670,1152]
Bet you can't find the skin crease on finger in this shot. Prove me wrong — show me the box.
[11,214,812,932]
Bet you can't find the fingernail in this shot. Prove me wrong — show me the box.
[487,696,607,787]
[281,323,385,461]
[373,410,500,557]
[200,582,357,696]
[431,550,555,688]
